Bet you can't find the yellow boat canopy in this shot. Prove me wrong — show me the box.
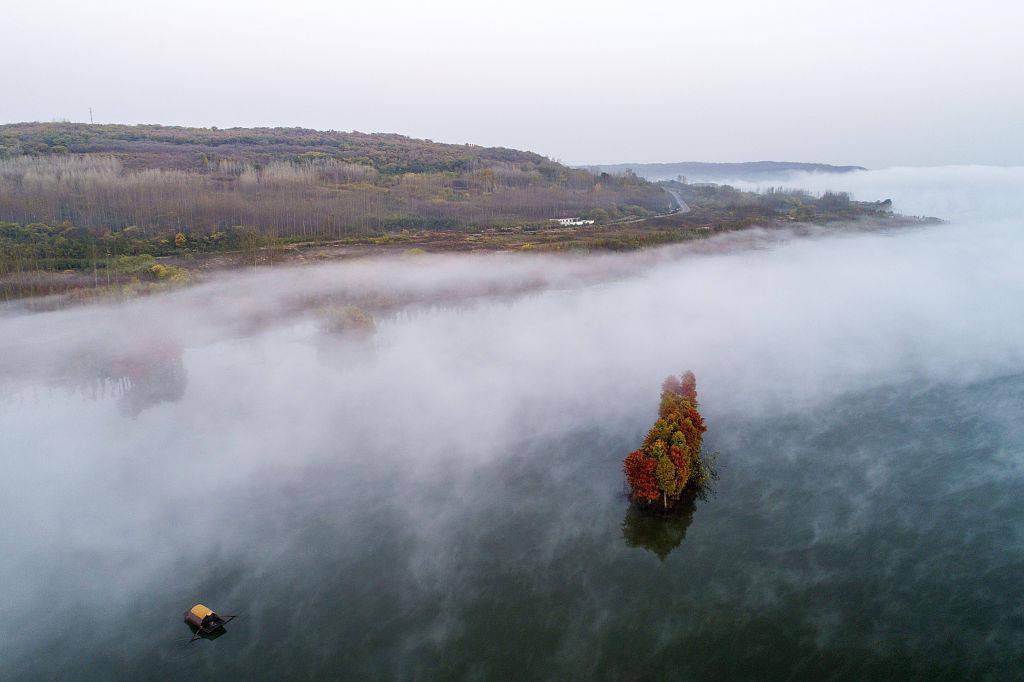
[190,604,214,620]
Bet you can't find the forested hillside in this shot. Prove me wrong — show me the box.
[0,123,670,238]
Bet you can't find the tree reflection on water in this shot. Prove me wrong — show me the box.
[117,353,187,417]
[621,492,698,561]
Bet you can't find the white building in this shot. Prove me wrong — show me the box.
[551,217,596,227]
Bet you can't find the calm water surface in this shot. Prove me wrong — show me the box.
[2,167,1023,678]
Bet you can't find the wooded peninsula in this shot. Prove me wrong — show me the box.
[0,123,937,304]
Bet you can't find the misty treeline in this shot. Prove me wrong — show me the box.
[0,220,200,302]
[0,161,872,251]
[0,155,666,238]
[670,182,889,219]
[0,123,670,239]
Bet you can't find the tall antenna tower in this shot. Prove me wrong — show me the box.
[89,107,94,124]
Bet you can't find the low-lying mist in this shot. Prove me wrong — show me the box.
[2,166,1022,676]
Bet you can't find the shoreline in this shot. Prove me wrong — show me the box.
[0,213,941,314]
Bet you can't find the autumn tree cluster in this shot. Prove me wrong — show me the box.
[624,371,709,510]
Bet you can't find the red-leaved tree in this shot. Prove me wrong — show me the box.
[624,371,709,510]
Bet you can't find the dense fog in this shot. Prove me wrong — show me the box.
[2,166,1022,675]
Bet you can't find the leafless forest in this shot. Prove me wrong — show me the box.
[0,123,670,237]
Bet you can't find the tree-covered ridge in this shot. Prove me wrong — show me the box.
[0,123,670,238]
[0,122,549,174]
[624,372,711,510]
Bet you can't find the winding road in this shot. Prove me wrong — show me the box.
[663,187,690,214]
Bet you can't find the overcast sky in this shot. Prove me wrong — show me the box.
[3,0,1022,167]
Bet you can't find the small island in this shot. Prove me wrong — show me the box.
[624,371,712,511]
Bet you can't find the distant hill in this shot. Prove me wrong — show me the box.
[0,121,551,174]
[585,161,867,183]
[0,122,671,236]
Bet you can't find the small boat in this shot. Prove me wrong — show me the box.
[184,604,236,643]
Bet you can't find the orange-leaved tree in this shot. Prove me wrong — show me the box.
[624,371,709,510]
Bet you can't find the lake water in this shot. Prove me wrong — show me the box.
[2,167,1023,678]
